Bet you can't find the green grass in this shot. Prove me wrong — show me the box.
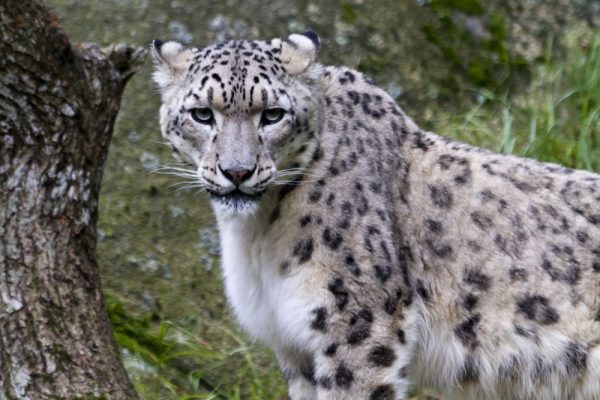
[107,296,287,399]
[438,29,600,173]
[107,27,600,400]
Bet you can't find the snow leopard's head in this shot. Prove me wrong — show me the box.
[152,32,323,216]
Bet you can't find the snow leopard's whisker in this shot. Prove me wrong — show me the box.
[152,165,198,174]
[151,171,198,177]
[271,179,317,185]
[274,176,317,182]
[277,166,318,172]
[175,185,206,192]
[166,180,205,189]
[151,165,200,180]
[154,163,196,170]
[276,170,319,176]
[276,167,318,174]
[157,172,199,180]
[167,183,208,194]
[151,139,172,146]
[275,171,320,178]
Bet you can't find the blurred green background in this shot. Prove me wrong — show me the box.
[45,0,600,398]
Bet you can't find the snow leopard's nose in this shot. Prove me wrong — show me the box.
[219,164,256,186]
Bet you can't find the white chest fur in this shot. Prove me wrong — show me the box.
[217,217,276,340]
[216,215,318,351]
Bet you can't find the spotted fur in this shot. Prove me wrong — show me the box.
[152,32,600,400]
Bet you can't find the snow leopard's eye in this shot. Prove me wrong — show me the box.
[190,108,214,124]
[261,108,285,125]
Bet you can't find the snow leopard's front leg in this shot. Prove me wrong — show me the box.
[275,346,318,400]
[310,307,415,400]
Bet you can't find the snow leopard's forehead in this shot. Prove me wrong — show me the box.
[182,39,290,114]
[191,39,284,76]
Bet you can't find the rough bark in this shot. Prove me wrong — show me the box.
[0,0,145,398]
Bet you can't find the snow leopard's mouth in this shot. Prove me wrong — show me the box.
[208,189,265,205]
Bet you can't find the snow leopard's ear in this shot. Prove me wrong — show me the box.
[279,31,320,75]
[151,39,192,90]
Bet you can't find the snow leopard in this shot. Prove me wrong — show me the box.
[151,32,600,400]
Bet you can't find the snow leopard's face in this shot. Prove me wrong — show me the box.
[152,33,323,216]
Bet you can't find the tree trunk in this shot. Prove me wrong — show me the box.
[0,0,145,398]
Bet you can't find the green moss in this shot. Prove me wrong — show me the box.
[431,0,484,16]
[422,2,525,90]
[467,58,488,83]
[486,12,509,63]
[422,24,460,66]
[341,1,358,24]
[357,55,392,77]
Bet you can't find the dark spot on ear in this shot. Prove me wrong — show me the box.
[301,31,321,50]
[367,345,396,367]
[369,385,395,400]
[152,38,164,52]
